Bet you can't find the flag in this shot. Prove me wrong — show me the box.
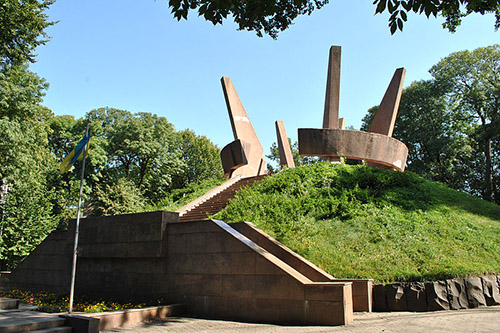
[60,133,90,173]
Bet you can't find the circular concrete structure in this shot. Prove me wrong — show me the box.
[298,128,408,171]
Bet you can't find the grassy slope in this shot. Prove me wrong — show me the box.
[214,163,500,283]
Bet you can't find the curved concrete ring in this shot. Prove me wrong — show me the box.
[298,128,408,171]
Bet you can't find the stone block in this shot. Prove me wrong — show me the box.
[304,283,347,302]
[201,274,222,296]
[425,281,449,311]
[79,241,163,258]
[446,278,469,310]
[334,279,372,312]
[206,252,256,275]
[307,299,353,326]
[254,255,287,276]
[170,232,207,254]
[63,314,99,333]
[205,231,252,254]
[168,253,208,275]
[481,276,500,306]
[464,277,487,308]
[405,282,427,312]
[254,275,305,300]
[220,274,256,298]
[204,295,255,321]
[254,298,306,325]
[372,284,388,312]
[386,283,407,311]
[175,274,203,296]
[168,220,219,235]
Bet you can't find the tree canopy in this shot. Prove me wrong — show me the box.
[168,0,500,38]
[0,0,55,67]
[362,44,500,203]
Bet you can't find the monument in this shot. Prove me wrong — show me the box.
[219,76,268,178]
[298,46,409,172]
[275,120,295,168]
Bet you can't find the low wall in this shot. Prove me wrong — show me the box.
[373,276,500,312]
[0,212,354,326]
[232,222,373,312]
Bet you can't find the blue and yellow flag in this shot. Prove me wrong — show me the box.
[60,133,90,173]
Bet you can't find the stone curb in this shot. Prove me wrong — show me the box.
[63,304,186,332]
[373,275,500,312]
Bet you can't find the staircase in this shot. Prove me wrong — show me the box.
[0,299,71,333]
[179,175,267,222]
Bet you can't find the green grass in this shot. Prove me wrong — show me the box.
[214,163,500,283]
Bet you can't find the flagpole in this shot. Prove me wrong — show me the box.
[68,119,90,314]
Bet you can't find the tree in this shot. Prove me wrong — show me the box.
[0,103,58,270]
[48,108,225,216]
[362,80,474,191]
[430,44,500,201]
[0,0,59,269]
[361,45,500,203]
[373,0,500,34]
[266,139,319,172]
[175,129,224,187]
[168,0,500,38]
[0,0,55,67]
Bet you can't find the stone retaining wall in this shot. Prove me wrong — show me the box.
[0,212,355,326]
[373,275,500,312]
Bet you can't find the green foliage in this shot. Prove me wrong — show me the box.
[175,129,224,187]
[148,176,225,211]
[215,163,500,283]
[266,139,320,172]
[0,58,59,270]
[168,0,328,39]
[46,108,224,217]
[373,0,500,34]
[168,0,500,38]
[92,178,146,216]
[362,45,500,203]
[0,0,55,67]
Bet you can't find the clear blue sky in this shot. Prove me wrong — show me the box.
[31,0,499,156]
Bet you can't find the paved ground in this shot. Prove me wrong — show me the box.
[104,306,500,332]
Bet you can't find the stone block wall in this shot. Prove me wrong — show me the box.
[231,222,373,312]
[0,230,72,294]
[373,276,500,312]
[0,212,355,326]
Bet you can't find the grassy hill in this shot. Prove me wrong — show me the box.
[214,163,500,283]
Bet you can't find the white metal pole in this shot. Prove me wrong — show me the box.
[68,120,90,313]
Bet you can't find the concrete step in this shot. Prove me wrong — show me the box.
[180,175,267,222]
[30,326,72,333]
[0,313,66,333]
[0,299,19,311]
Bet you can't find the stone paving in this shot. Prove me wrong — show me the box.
[104,306,500,333]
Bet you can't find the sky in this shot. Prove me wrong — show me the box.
[31,0,499,159]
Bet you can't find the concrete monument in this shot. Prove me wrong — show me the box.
[298,46,409,172]
[275,120,295,168]
[220,77,267,178]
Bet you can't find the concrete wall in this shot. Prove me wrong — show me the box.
[0,212,354,326]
